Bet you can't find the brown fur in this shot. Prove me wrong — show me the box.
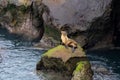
[61,31,77,53]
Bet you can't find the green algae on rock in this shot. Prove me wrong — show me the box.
[72,61,93,80]
[36,45,93,80]
[42,45,85,62]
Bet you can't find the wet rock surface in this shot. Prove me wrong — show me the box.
[36,45,93,80]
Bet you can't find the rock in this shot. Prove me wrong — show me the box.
[92,65,109,75]
[72,61,93,80]
[42,0,113,49]
[36,45,93,80]
[0,0,42,6]
[0,0,114,49]
[34,35,60,49]
[112,0,120,46]
[42,0,111,31]
[34,25,61,49]
[0,1,45,41]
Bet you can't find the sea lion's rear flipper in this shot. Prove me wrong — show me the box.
[72,46,77,53]
[65,45,68,49]
[72,47,75,53]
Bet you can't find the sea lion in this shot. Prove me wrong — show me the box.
[61,31,77,53]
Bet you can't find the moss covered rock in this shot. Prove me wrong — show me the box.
[72,61,93,80]
[36,45,93,80]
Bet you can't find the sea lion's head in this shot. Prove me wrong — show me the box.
[61,31,67,35]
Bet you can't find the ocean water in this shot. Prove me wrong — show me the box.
[0,28,120,80]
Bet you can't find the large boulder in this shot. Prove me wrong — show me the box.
[0,1,46,41]
[36,45,93,80]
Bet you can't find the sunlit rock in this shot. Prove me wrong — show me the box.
[37,45,93,80]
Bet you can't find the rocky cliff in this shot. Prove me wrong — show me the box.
[42,0,113,49]
[0,0,119,49]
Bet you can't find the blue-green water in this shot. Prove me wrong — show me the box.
[0,29,120,80]
[0,36,44,80]
[87,50,120,80]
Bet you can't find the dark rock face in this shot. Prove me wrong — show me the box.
[111,0,120,46]
[83,6,113,49]
[36,45,93,80]
[0,1,45,42]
